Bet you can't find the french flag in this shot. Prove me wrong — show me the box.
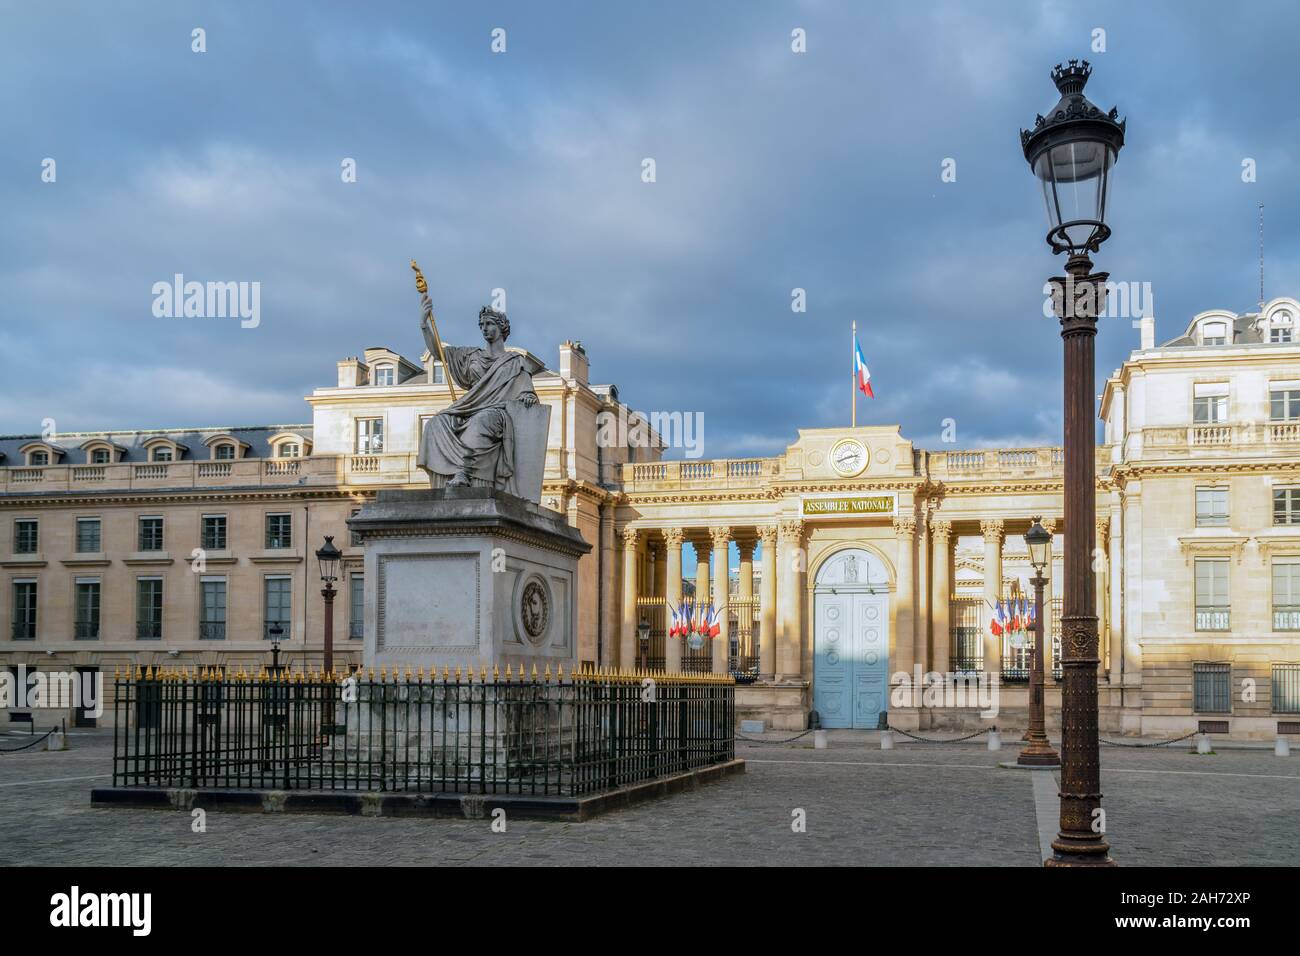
[707,605,723,638]
[990,602,1004,637]
[854,334,874,398]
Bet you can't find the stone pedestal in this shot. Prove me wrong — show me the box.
[349,488,591,673]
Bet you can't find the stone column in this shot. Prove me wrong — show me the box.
[915,508,930,672]
[1043,518,1057,681]
[930,518,953,672]
[652,541,666,598]
[892,516,917,681]
[664,529,684,673]
[758,525,777,679]
[619,527,639,669]
[709,526,731,674]
[981,519,1004,676]
[1107,508,1123,684]
[693,537,711,606]
[737,536,756,668]
[776,520,805,680]
[1095,516,1110,674]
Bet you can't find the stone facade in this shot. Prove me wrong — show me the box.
[4,302,1300,739]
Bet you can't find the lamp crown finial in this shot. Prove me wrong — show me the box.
[1051,59,1092,95]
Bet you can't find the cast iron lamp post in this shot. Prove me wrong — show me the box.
[637,619,652,670]
[1021,59,1123,866]
[1018,517,1060,767]
[316,535,342,676]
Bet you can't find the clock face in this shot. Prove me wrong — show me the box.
[829,438,868,477]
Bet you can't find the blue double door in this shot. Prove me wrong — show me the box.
[813,591,889,729]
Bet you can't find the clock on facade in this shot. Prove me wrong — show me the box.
[829,438,868,477]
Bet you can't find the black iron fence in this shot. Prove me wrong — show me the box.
[111,666,735,797]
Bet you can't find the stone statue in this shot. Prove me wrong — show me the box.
[408,262,549,500]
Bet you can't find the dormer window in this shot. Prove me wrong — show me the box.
[277,443,301,459]
[151,447,173,463]
[90,448,110,465]
[373,364,395,386]
[214,443,236,461]
[29,450,48,466]
[1201,322,1228,346]
[431,363,446,385]
[1272,311,1293,344]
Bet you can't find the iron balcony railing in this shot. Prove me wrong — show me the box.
[110,667,735,797]
[1274,606,1300,631]
[199,621,226,640]
[1274,664,1300,715]
[349,621,364,640]
[136,621,162,640]
[1195,606,1230,631]
[74,621,99,640]
[11,621,35,641]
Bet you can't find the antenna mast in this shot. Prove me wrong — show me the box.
[1259,202,1265,311]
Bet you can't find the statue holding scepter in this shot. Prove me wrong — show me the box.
[410,261,540,494]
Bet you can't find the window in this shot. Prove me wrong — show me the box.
[1272,312,1294,344]
[75,518,101,553]
[11,581,36,640]
[29,450,48,466]
[1194,559,1230,631]
[264,576,292,640]
[1192,394,1227,424]
[276,443,300,459]
[201,514,227,551]
[265,513,292,549]
[350,573,364,640]
[151,446,173,463]
[431,363,446,385]
[199,578,227,640]
[1274,664,1300,715]
[1201,322,1228,346]
[1274,561,1300,631]
[373,364,395,386]
[90,448,110,464]
[14,519,38,554]
[356,418,384,454]
[1271,389,1300,421]
[214,443,236,461]
[350,509,362,547]
[1195,487,1228,527]
[1193,663,1231,713]
[138,516,163,552]
[1275,488,1300,526]
[74,579,100,640]
[137,578,163,640]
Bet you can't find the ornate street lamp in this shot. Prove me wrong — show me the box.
[637,618,652,670]
[316,535,343,676]
[1021,59,1123,866]
[268,622,284,675]
[1018,517,1059,768]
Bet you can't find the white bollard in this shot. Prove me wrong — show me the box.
[1196,733,1212,754]
[880,730,894,750]
[987,730,1001,751]
[1276,736,1291,757]
[813,729,828,749]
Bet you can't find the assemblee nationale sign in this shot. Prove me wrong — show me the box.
[802,495,895,516]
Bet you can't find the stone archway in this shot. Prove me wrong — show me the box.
[812,547,890,729]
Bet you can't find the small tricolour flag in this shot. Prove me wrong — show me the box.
[854,334,874,398]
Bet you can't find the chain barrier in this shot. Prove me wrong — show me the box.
[1099,730,1199,748]
[736,729,814,744]
[886,725,993,744]
[0,728,55,754]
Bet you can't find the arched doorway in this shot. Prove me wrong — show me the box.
[813,548,890,729]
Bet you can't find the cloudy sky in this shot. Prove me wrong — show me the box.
[3,1,1297,455]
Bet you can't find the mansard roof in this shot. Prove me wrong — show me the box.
[0,424,313,465]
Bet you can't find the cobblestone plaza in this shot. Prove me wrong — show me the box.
[3,731,1295,867]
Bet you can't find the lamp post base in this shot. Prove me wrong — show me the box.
[1046,835,1116,867]
[1016,747,1061,767]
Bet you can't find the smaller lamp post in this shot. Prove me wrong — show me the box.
[316,535,342,676]
[637,619,651,670]
[268,622,285,675]
[1018,517,1060,767]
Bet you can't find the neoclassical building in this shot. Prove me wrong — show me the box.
[4,300,1300,739]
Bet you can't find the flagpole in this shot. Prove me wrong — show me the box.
[851,320,857,428]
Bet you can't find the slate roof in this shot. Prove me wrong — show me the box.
[0,425,312,465]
